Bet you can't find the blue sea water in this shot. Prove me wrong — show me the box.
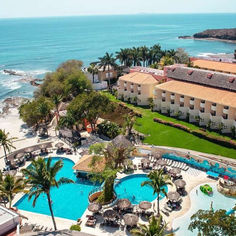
[0,13,236,101]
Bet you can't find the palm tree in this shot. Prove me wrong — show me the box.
[98,52,117,89]
[130,47,142,66]
[159,56,174,69]
[116,48,129,66]
[22,157,74,230]
[0,174,26,208]
[141,170,172,215]
[131,215,168,236]
[0,129,16,162]
[52,94,62,124]
[140,46,149,67]
[87,63,98,83]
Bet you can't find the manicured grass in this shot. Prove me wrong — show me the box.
[102,92,236,159]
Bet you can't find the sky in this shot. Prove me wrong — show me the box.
[0,0,236,18]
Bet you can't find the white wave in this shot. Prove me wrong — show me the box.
[26,69,51,76]
[0,78,22,90]
[197,52,227,57]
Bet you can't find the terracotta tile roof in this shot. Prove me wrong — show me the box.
[166,66,236,92]
[73,155,105,173]
[155,80,236,108]
[193,59,236,74]
[119,72,159,85]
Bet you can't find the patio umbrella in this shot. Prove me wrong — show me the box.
[15,153,25,159]
[151,149,161,159]
[88,203,102,213]
[103,209,117,220]
[117,198,131,210]
[174,179,186,188]
[169,168,181,175]
[40,144,48,149]
[24,147,35,153]
[123,214,139,226]
[55,142,64,148]
[167,191,181,202]
[139,201,152,211]
[156,159,167,166]
[141,158,150,165]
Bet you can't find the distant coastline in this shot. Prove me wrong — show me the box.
[179,28,236,44]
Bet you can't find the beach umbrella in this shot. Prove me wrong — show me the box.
[103,209,117,220]
[88,203,102,213]
[141,158,150,165]
[174,179,186,188]
[156,159,167,166]
[39,144,48,149]
[24,147,35,153]
[123,214,139,226]
[117,198,131,210]
[167,191,180,202]
[139,201,152,210]
[55,142,64,148]
[15,153,25,159]
[169,168,181,175]
[151,149,161,159]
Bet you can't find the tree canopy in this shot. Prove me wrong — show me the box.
[188,208,236,236]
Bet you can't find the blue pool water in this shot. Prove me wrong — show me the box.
[172,183,236,236]
[115,174,168,204]
[14,157,100,220]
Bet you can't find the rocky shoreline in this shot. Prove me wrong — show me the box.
[179,28,236,44]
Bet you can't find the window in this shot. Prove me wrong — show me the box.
[190,105,194,110]
[224,106,229,109]
[201,100,205,104]
[138,92,141,95]
[212,103,216,106]
[222,114,228,119]
[180,103,184,107]
[124,88,127,91]
[190,98,194,101]
[171,100,175,104]
[162,98,166,102]
[181,95,184,98]
[200,108,205,113]
[131,90,134,93]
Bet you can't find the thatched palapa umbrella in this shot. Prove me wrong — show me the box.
[139,201,152,211]
[174,179,186,188]
[24,147,35,153]
[107,135,133,152]
[167,191,181,202]
[117,198,131,210]
[15,152,25,159]
[55,142,64,148]
[156,159,167,166]
[141,158,150,165]
[169,168,181,175]
[88,203,102,213]
[123,213,139,226]
[151,149,161,159]
[103,209,117,220]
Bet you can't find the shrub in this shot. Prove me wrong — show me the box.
[97,121,121,139]
[70,225,81,231]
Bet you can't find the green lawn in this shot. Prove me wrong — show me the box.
[102,92,236,159]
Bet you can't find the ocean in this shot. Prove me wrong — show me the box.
[0,13,236,103]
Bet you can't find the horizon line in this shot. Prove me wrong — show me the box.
[0,12,236,20]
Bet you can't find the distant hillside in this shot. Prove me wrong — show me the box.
[193,28,236,41]
[179,28,236,43]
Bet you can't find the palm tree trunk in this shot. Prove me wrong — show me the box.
[92,73,95,83]
[3,145,7,162]
[157,194,160,216]
[46,193,57,230]
[107,65,111,90]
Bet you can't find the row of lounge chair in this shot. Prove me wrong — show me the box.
[164,159,189,171]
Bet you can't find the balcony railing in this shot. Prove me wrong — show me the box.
[190,100,194,105]
[162,92,166,97]
[200,103,205,108]
[211,105,216,111]
[223,108,229,114]
[170,95,175,100]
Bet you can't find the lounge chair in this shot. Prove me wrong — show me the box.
[86,220,96,227]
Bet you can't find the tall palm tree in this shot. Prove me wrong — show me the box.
[140,46,149,67]
[98,52,117,89]
[130,47,142,66]
[22,157,74,230]
[0,129,16,162]
[52,94,63,124]
[131,215,168,236]
[87,63,98,83]
[141,169,172,215]
[0,174,26,208]
[159,56,174,69]
[116,48,129,66]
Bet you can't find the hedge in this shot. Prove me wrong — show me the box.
[153,117,236,149]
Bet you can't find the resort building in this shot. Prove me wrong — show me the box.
[117,72,160,105]
[191,59,236,75]
[154,66,236,133]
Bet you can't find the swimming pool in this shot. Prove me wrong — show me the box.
[14,157,100,220]
[172,183,236,236]
[114,174,168,204]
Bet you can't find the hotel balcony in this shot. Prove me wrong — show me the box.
[200,102,205,108]
[170,94,175,100]
[124,82,127,87]
[162,92,166,98]
[190,99,194,105]
[130,85,133,89]
[211,104,216,111]
[223,108,229,114]
[189,105,194,110]
[180,97,184,103]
